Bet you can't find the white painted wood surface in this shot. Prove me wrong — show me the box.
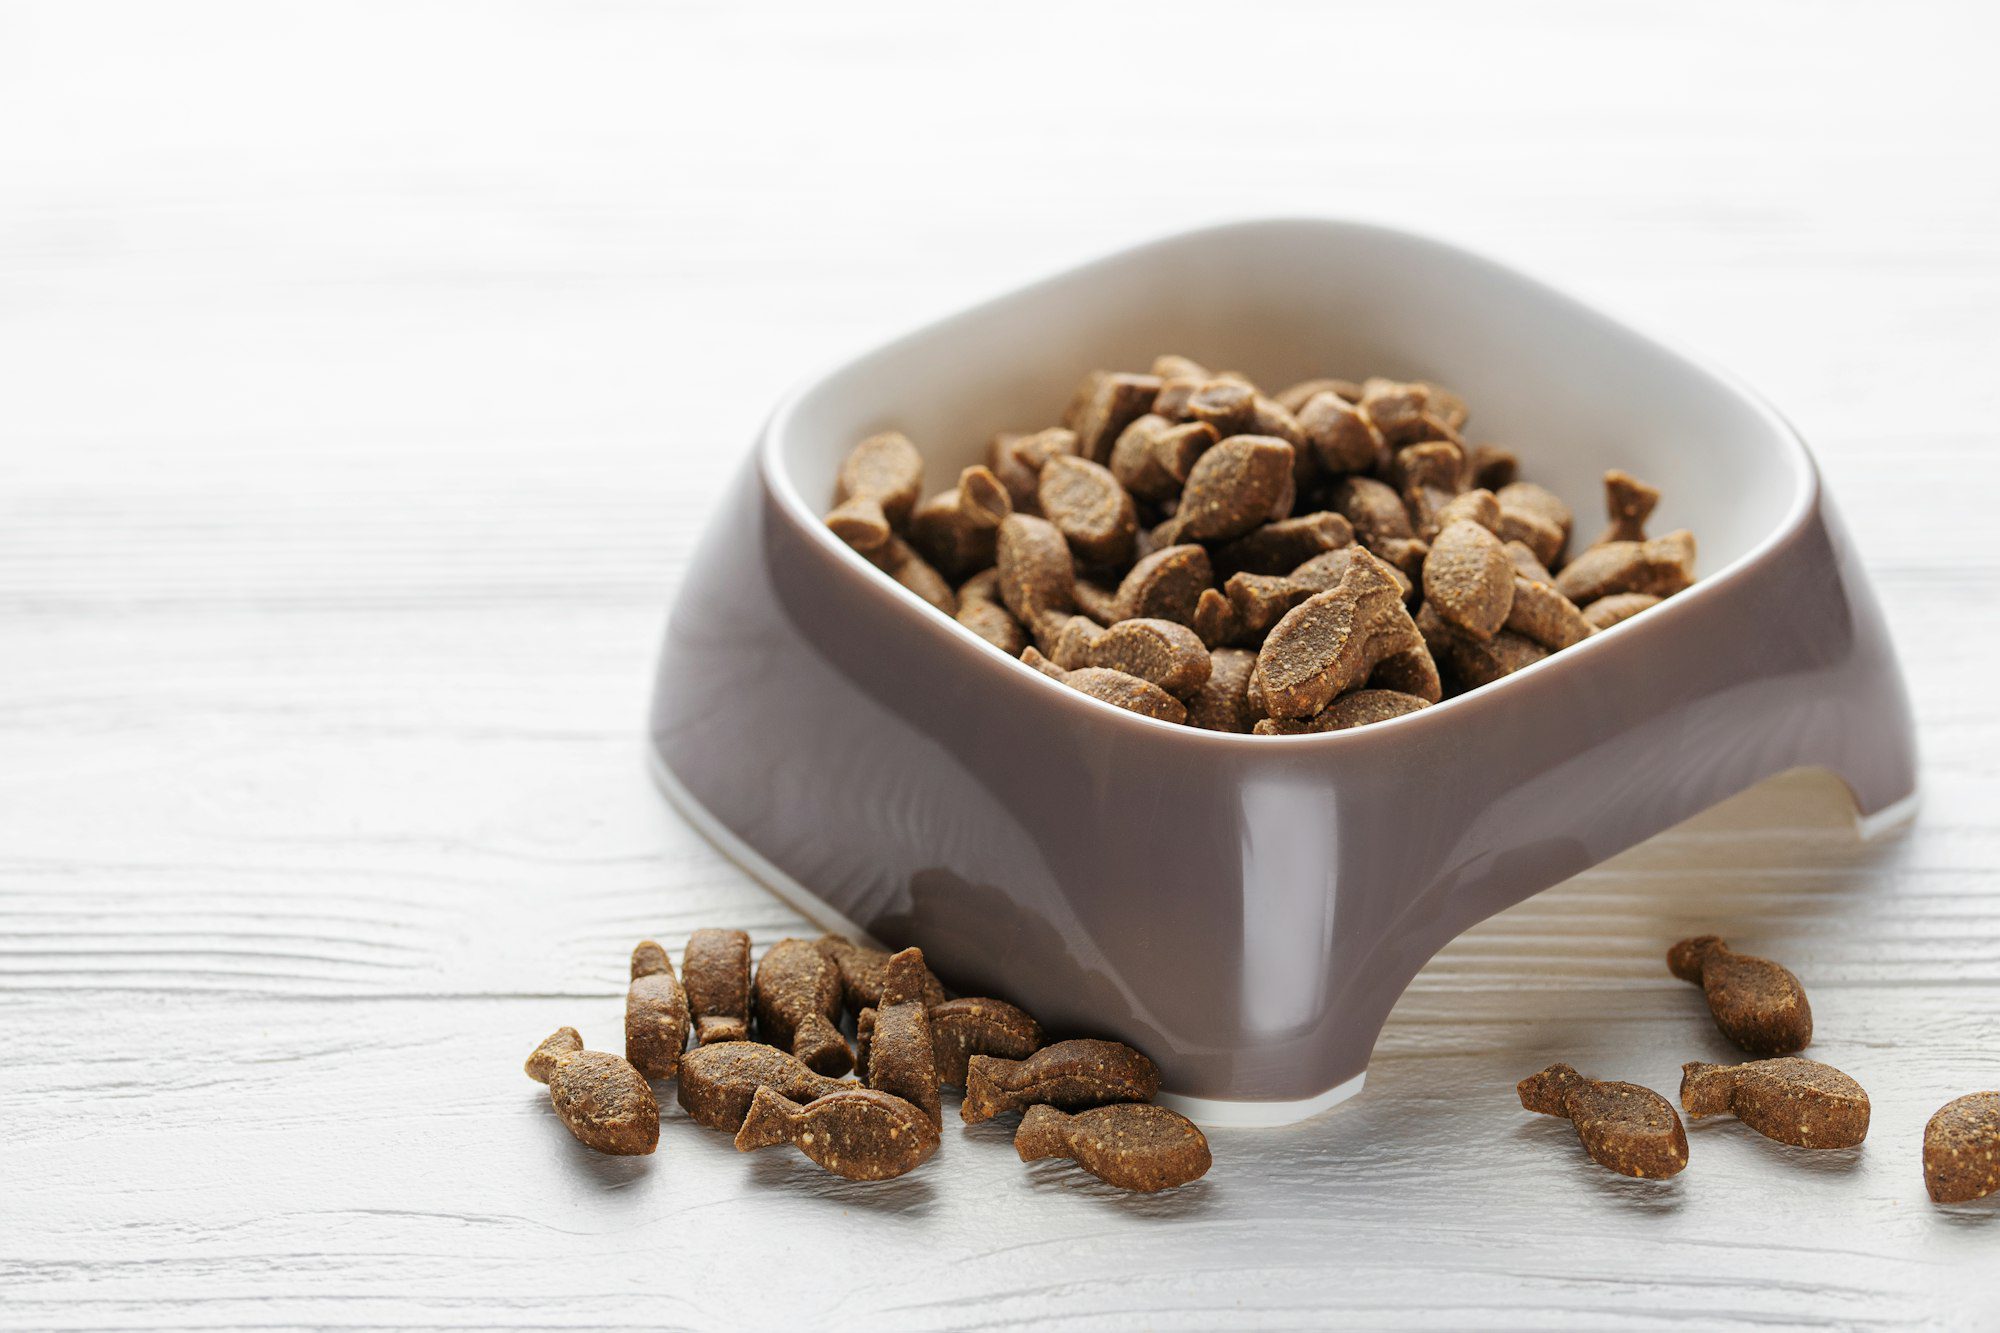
[4,2,1998,1327]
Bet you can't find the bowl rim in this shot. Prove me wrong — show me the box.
[755,215,1824,747]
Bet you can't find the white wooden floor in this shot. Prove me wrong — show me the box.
[4,2,1998,1328]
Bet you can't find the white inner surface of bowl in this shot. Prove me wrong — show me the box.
[771,218,1812,595]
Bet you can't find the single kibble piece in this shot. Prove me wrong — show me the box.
[1359,378,1433,446]
[1668,934,1813,1056]
[1253,556,1441,719]
[1191,586,1240,648]
[813,934,946,1018]
[1251,688,1431,735]
[734,1085,941,1182]
[1518,1062,1688,1179]
[1472,444,1519,492]
[683,928,751,1046]
[1046,663,1189,724]
[1184,647,1260,734]
[1166,436,1296,543]
[1504,577,1594,650]
[865,536,956,615]
[1582,591,1661,631]
[927,996,1044,1087]
[625,940,691,1080]
[1114,544,1213,626]
[676,1041,849,1131]
[1185,379,1259,437]
[1330,475,1416,551]
[1225,572,1316,640]
[909,464,1012,578]
[525,1027,660,1156]
[826,432,924,552]
[1504,539,1554,584]
[863,947,943,1128]
[1432,488,1501,535]
[1680,1057,1869,1149]
[1080,617,1212,697]
[995,513,1077,628]
[1423,519,1515,640]
[1555,530,1697,604]
[1039,454,1138,566]
[1593,469,1660,547]
[1016,1103,1212,1192]
[1298,391,1383,473]
[1923,1092,2000,1204]
[754,938,854,1075]
[962,1038,1161,1124]
[1494,482,1573,568]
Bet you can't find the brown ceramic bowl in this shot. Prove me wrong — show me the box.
[649,219,1917,1125]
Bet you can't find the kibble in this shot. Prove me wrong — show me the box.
[624,940,691,1080]
[1016,1103,1211,1192]
[754,937,854,1076]
[676,1041,849,1131]
[735,1085,941,1182]
[826,432,923,553]
[683,927,751,1046]
[813,933,947,1018]
[861,947,943,1129]
[1680,1057,1869,1148]
[1518,1062,1688,1179]
[928,996,1044,1087]
[962,1038,1161,1124]
[525,1027,660,1156]
[1668,934,1813,1055]
[1923,1091,2000,1204]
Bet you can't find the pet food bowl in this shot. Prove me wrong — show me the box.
[649,218,1918,1126]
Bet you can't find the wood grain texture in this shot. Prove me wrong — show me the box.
[3,1,1998,1328]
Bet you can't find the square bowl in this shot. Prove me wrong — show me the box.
[650,218,1916,1125]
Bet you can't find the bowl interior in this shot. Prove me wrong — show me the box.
[770,218,1813,599]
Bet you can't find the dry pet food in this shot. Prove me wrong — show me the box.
[928,996,1044,1087]
[1680,1058,1870,1149]
[815,933,947,1017]
[1518,1063,1689,1179]
[1015,1103,1212,1192]
[824,361,1696,732]
[962,1038,1162,1124]
[735,1086,941,1182]
[525,1027,660,1156]
[862,947,943,1129]
[676,1041,849,1132]
[624,940,691,1080]
[1923,1091,2000,1204]
[1668,934,1813,1055]
[683,927,751,1046]
[753,938,854,1076]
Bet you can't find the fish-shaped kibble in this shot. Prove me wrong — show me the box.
[1924,1091,2000,1204]
[734,1086,940,1181]
[676,1041,849,1132]
[1015,1103,1211,1192]
[624,941,691,1080]
[1518,1063,1687,1179]
[1668,935,1812,1055]
[862,947,943,1129]
[962,1038,1160,1124]
[1680,1058,1869,1149]
[753,938,853,1076]
[813,934,946,1018]
[929,997,1043,1087]
[525,1027,659,1156]
[683,928,751,1046]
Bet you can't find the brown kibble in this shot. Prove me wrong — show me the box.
[754,938,854,1076]
[1109,415,1216,502]
[1019,645,1066,678]
[1582,592,1662,630]
[1224,572,1316,641]
[625,941,691,1080]
[1555,530,1697,604]
[1594,469,1660,547]
[1114,544,1213,626]
[1038,455,1138,566]
[1297,391,1385,474]
[1330,475,1416,553]
[525,1027,660,1156]
[814,934,946,1018]
[683,928,751,1046]
[1214,512,1355,578]
[1017,1103,1211,1192]
[735,1085,940,1181]
[955,569,1030,654]
[1518,1063,1688,1179]
[1417,603,1549,689]
[1359,378,1433,446]
[995,514,1077,628]
[1252,688,1431,735]
[1504,576,1594,650]
[1151,353,1210,381]
[1681,1058,1869,1149]
[1924,1092,2000,1203]
[962,1038,1162,1124]
[1184,647,1260,733]
[1077,617,1211,697]
[676,1041,849,1131]
[1292,545,1408,599]
[1071,372,1163,462]
[1433,488,1501,535]
[928,997,1045,1087]
[1275,376,1362,414]
[1668,935,1813,1056]
[1397,439,1467,539]
[989,427,1076,513]
[1416,381,1470,433]
[1164,436,1295,544]
[1044,662,1190,724]
[1191,586,1240,648]
[909,465,1012,578]
[1185,379,1259,437]
[1495,481,1573,568]
[1504,539,1555,584]
[826,432,924,552]
[863,947,943,1129]
[1047,614,1104,670]
[865,536,956,615]
[1471,444,1520,492]
[1071,576,1123,626]
[1423,519,1515,640]
[1253,556,1440,719]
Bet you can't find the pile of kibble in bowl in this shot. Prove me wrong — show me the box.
[823,356,1697,733]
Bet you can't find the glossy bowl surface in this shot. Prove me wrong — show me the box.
[651,219,1917,1124]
